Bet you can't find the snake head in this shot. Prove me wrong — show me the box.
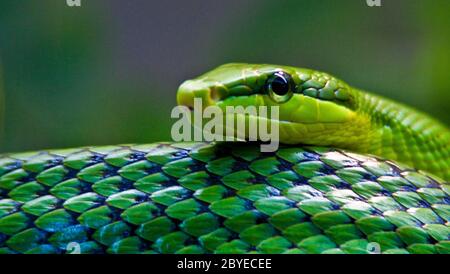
[177,63,370,147]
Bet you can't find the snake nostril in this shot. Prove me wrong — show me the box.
[210,86,227,102]
[210,88,221,102]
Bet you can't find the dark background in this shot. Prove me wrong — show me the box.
[0,0,449,153]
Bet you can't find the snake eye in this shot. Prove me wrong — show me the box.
[266,71,294,103]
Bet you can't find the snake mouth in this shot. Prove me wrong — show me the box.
[186,111,341,146]
[183,112,282,143]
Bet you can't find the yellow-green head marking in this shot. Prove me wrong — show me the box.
[177,63,450,180]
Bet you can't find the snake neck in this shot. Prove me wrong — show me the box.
[355,90,450,181]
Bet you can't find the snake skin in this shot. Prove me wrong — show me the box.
[0,143,449,254]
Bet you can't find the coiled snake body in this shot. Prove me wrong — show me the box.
[0,64,449,254]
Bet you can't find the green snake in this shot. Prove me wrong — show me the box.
[0,63,448,254]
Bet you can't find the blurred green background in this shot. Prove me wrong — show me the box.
[0,0,449,153]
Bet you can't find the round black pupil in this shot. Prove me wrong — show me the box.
[271,76,289,95]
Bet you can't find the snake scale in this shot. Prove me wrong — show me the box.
[0,64,449,254]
